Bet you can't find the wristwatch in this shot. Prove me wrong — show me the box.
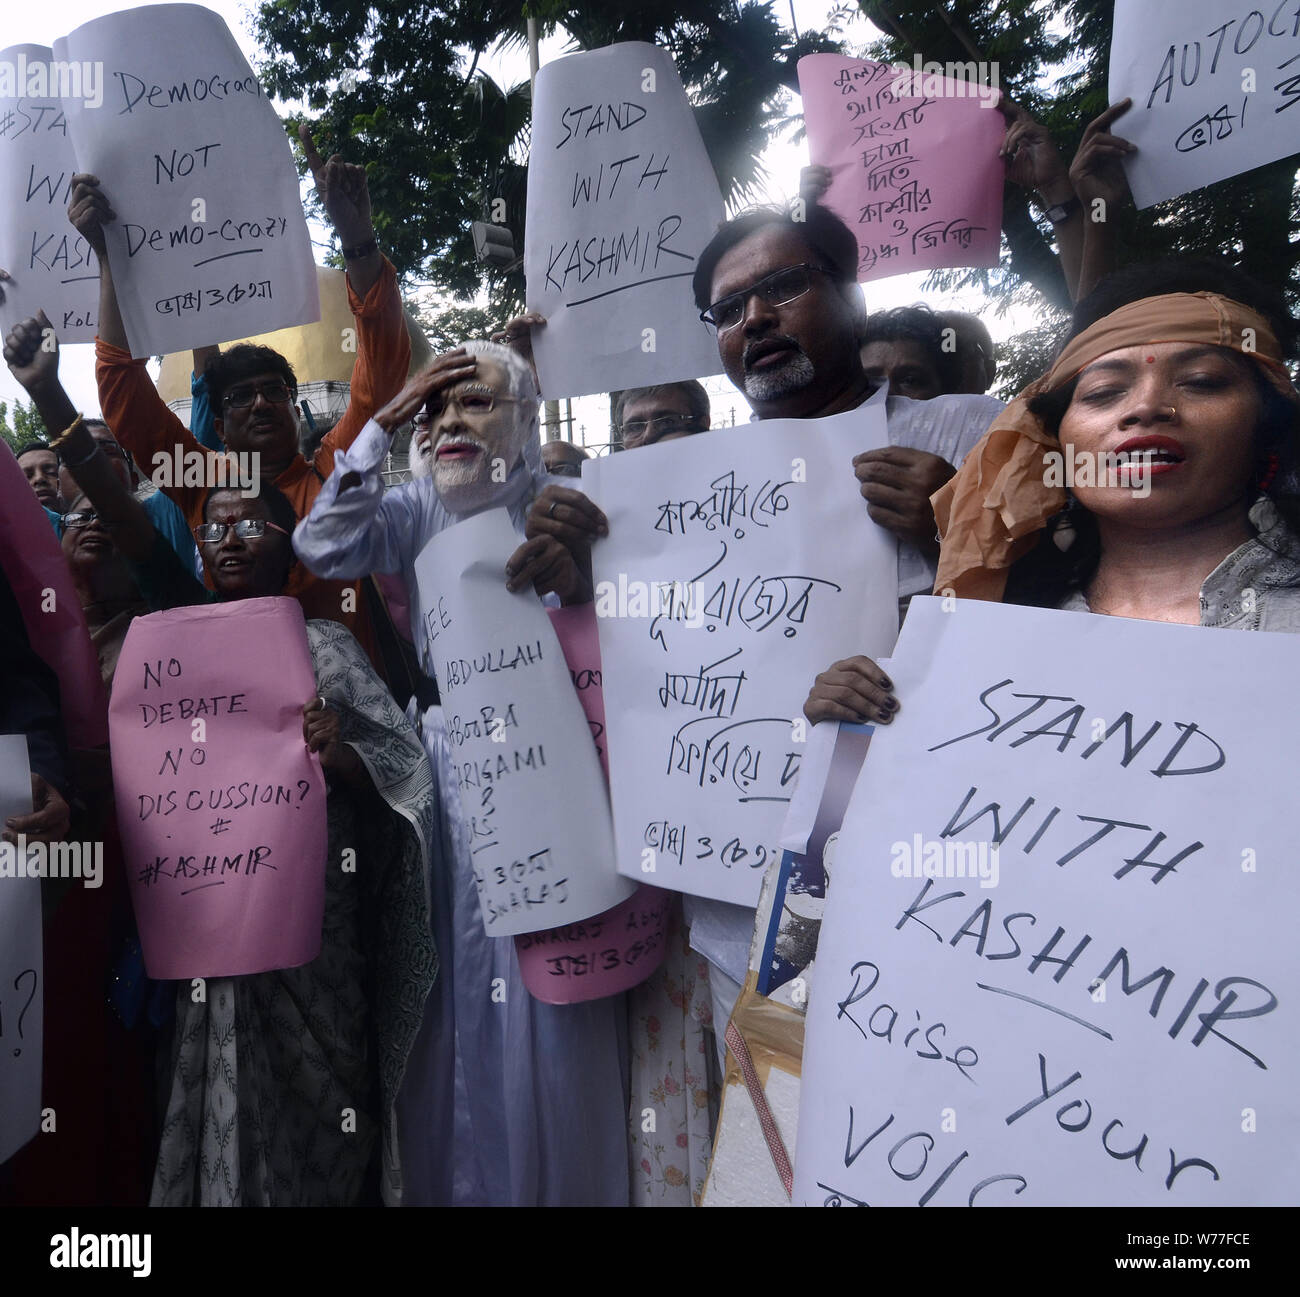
[1042,196,1080,224]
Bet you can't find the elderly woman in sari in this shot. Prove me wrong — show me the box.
[293,340,630,1206]
[4,312,437,1207]
[804,258,1300,725]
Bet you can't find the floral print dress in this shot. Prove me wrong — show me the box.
[627,902,721,1205]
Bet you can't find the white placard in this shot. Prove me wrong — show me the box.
[585,404,899,907]
[795,597,1300,1206]
[0,45,100,341]
[1109,0,1300,210]
[0,733,40,1166]
[414,508,635,935]
[525,42,724,399]
[53,4,319,358]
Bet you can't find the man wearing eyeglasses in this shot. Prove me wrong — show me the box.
[541,439,591,477]
[530,203,1002,607]
[63,127,408,667]
[612,381,711,450]
[55,419,200,575]
[625,204,1003,1057]
[689,206,1002,573]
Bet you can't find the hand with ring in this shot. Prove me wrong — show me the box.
[524,484,607,592]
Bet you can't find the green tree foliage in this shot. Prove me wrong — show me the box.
[253,1,842,318]
[0,396,46,453]
[860,0,1299,382]
[409,301,501,352]
[991,308,1069,400]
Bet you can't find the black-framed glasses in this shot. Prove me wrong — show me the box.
[622,414,700,441]
[63,510,105,528]
[700,263,834,332]
[193,519,291,543]
[222,380,293,409]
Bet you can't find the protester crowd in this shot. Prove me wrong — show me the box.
[1,64,1296,1211]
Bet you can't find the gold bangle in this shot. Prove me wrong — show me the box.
[48,413,85,453]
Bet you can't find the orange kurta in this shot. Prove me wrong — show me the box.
[94,257,410,664]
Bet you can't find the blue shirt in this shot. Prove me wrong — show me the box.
[189,370,222,452]
[52,489,201,576]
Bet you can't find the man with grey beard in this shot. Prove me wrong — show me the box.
[687,204,1002,589]
[679,203,1005,1057]
[523,204,1005,1056]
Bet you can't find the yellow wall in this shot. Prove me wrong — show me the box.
[156,264,431,401]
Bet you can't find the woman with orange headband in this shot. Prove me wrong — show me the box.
[805,259,1300,725]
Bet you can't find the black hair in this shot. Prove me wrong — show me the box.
[611,379,711,428]
[1066,258,1298,359]
[15,439,52,460]
[204,344,298,412]
[861,304,962,393]
[1002,258,1300,608]
[692,203,860,311]
[202,479,298,538]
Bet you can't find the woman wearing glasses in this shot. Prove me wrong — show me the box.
[3,313,437,1207]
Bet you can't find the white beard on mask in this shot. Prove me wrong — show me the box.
[409,427,433,480]
[431,401,531,514]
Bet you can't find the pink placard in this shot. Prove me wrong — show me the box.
[0,440,108,749]
[109,597,328,978]
[515,889,674,1005]
[798,54,1004,282]
[514,604,671,1003]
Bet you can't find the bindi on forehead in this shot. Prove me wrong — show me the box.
[1080,343,1241,379]
[206,492,264,518]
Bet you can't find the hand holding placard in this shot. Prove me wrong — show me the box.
[1109,0,1300,209]
[798,54,1003,282]
[0,734,41,1166]
[0,44,101,341]
[415,508,634,935]
[795,597,1300,1206]
[525,42,724,398]
[109,597,329,979]
[53,4,321,357]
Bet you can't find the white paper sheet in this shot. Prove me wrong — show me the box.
[1109,0,1300,209]
[525,42,724,398]
[53,4,319,357]
[414,508,635,935]
[0,733,40,1166]
[0,45,100,342]
[585,404,899,907]
[795,597,1300,1206]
